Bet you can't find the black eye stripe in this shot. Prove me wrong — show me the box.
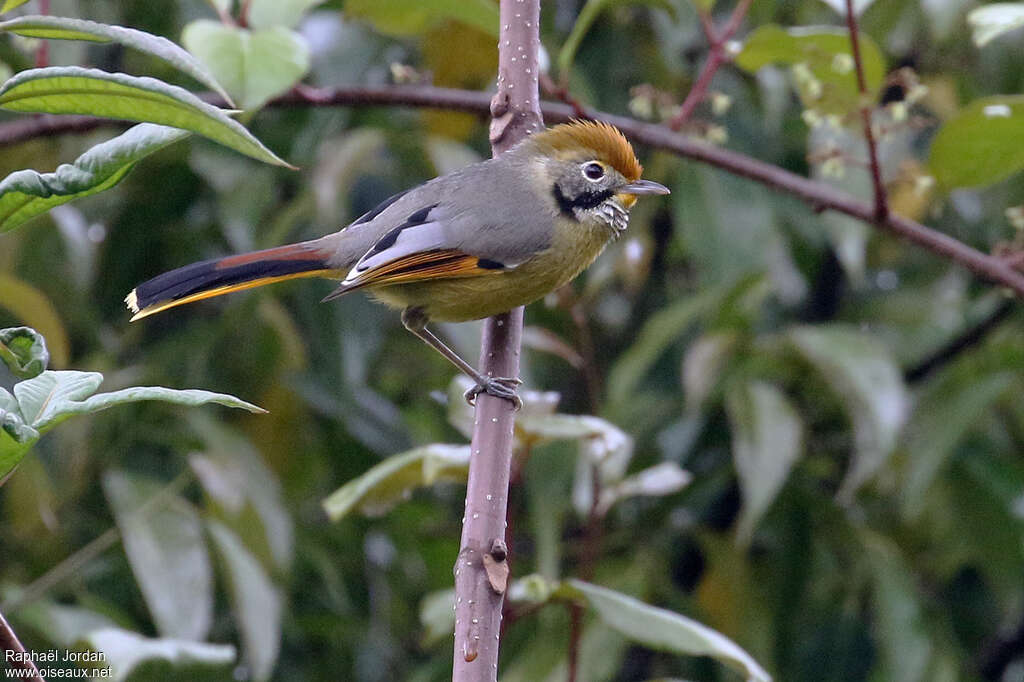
[553,184,614,217]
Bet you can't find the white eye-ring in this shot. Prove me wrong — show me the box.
[582,161,605,182]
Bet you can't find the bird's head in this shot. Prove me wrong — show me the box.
[526,120,669,236]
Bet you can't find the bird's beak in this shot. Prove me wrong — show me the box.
[619,179,671,195]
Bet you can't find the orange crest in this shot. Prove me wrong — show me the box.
[532,120,643,181]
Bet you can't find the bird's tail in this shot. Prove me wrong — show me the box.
[126,241,341,321]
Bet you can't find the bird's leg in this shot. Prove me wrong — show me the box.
[401,307,522,410]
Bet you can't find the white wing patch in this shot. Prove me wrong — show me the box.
[343,218,447,285]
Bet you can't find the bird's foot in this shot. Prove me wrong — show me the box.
[464,376,523,411]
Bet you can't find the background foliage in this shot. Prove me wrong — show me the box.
[1,0,1023,680]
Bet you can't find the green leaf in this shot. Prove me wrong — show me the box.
[0,67,292,167]
[967,3,1024,46]
[77,628,235,682]
[0,123,189,234]
[2,371,259,482]
[0,15,234,104]
[682,332,738,410]
[345,0,499,38]
[558,0,675,74]
[181,21,310,111]
[0,326,48,378]
[561,580,772,682]
[929,96,1024,188]
[207,520,283,682]
[15,600,120,647]
[12,370,263,433]
[447,375,560,440]
[517,413,635,509]
[726,381,803,546]
[187,414,293,571]
[861,533,932,682]
[735,25,886,115]
[606,286,725,406]
[249,0,325,29]
[596,462,692,516]
[788,326,908,503]
[322,443,470,521]
[0,0,30,14]
[902,369,1015,519]
[103,471,214,641]
[0,387,37,480]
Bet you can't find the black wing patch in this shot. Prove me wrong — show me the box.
[360,203,440,261]
[351,187,412,225]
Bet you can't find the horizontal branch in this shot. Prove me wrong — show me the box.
[1,83,1022,296]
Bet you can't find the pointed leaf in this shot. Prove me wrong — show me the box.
[13,369,263,433]
[861,533,932,682]
[902,369,1015,518]
[207,520,283,682]
[736,25,886,115]
[929,96,1024,188]
[0,123,189,233]
[0,326,48,378]
[562,579,772,682]
[0,67,292,167]
[607,286,725,405]
[596,462,692,516]
[726,381,803,545]
[181,21,309,111]
[968,3,1024,46]
[789,326,908,502]
[15,600,119,647]
[103,471,214,641]
[683,332,738,410]
[322,444,470,521]
[187,414,293,571]
[0,15,233,104]
[78,628,235,682]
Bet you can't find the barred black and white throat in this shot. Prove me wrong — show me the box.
[591,196,630,239]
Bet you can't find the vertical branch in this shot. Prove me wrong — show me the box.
[452,1,543,680]
[1,609,43,679]
[845,0,888,222]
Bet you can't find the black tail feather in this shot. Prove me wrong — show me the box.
[127,244,335,319]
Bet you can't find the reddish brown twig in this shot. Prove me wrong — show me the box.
[1,610,43,680]
[845,0,889,222]
[668,0,754,130]
[2,86,1023,296]
[539,73,590,120]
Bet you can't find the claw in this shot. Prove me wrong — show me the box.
[464,376,523,411]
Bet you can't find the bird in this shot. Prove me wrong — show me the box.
[125,120,669,407]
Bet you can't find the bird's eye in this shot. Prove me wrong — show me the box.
[582,162,605,181]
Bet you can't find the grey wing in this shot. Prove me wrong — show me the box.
[340,159,551,284]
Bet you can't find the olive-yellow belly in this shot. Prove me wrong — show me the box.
[368,222,611,322]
